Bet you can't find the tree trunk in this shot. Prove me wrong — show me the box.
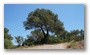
[40,26,46,38]
[40,26,49,44]
[42,29,49,44]
[40,29,48,43]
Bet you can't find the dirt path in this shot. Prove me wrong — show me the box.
[22,43,68,49]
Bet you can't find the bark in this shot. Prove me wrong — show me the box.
[40,26,46,37]
[40,26,49,43]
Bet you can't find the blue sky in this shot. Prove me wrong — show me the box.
[4,4,84,45]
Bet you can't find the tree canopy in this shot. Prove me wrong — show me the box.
[23,8,64,43]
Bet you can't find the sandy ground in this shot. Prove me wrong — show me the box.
[22,43,68,49]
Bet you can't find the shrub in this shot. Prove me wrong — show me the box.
[4,39,14,49]
[67,40,84,49]
[22,38,34,46]
[47,36,60,44]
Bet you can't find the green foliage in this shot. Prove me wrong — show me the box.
[4,28,13,40]
[15,36,24,46]
[31,29,44,41]
[23,40,34,46]
[22,29,84,46]
[4,8,84,48]
[21,8,84,46]
[4,33,13,40]
[4,39,14,49]
[23,8,64,43]
[65,29,84,42]
[56,29,84,43]
[4,28,9,33]
[48,36,60,44]
[4,27,14,49]
[22,36,35,46]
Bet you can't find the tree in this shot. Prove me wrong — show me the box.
[15,36,24,46]
[23,8,64,43]
[4,27,14,49]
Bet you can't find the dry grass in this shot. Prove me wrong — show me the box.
[67,40,84,49]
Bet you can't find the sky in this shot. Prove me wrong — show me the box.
[4,4,84,45]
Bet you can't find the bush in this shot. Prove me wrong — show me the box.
[22,41,34,46]
[47,36,60,44]
[4,39,14,49]
[22,38,34,46]
[67,40,84,49]
[74,36,84,41]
